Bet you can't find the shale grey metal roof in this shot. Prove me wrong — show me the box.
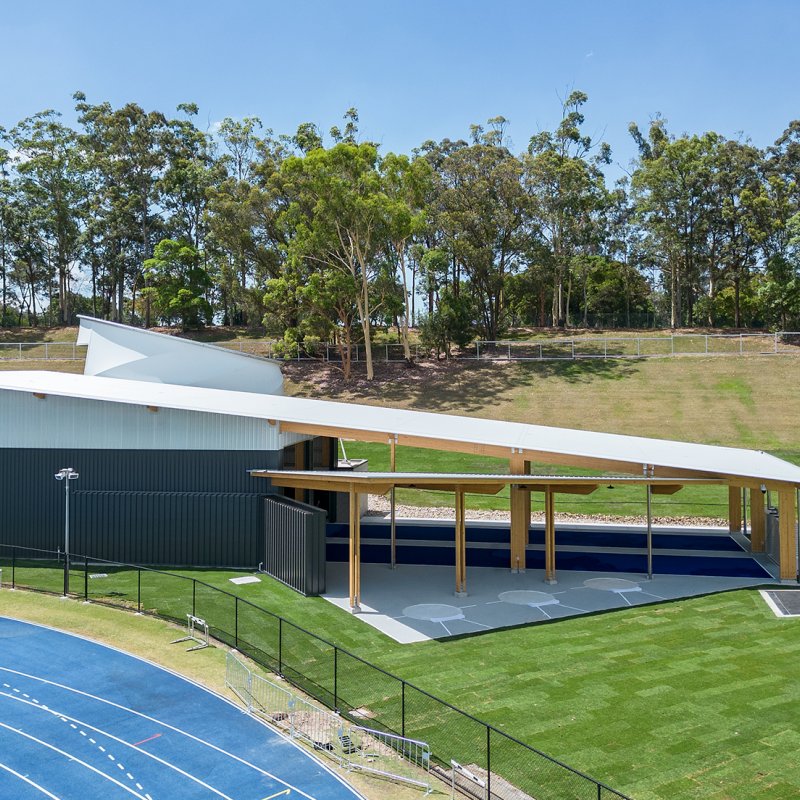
[1,370,799,487]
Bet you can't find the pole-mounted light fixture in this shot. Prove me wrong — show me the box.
[55,468,79,597]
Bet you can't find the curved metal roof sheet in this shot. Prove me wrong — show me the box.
[77,316,284,395]
[1,370,798,487]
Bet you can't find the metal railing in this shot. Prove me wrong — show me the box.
[0,341,82,360]
[7,331,799,365]
[0,543,632,800]
[226,651,433,793]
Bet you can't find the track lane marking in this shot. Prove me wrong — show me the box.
[132,733,161,747]
[0,721,146,799]
[0,762,62,799]
[0,667,319,800]
[0,692,237,800]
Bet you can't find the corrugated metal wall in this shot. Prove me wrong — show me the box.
[263,496,326,595]
[0,448,281,565]
[71,491,265,567]
[0,390,310,451]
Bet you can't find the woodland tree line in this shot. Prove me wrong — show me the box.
[2,91,800,378]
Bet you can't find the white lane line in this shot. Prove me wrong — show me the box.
[0,668,319,800]
[0,692,235,800]
[0,762,62,799]
[0,722,146,800]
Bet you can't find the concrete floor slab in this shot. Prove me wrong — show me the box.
[322,562,778,644]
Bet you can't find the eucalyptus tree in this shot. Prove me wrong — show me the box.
[433,119,529,340]
[524,91,611,327]
[379,152,431,359]
[710,138,762,326]
[279,141,388,380]
[629,119,716,327]
[0,142,18,321]
[206,116,288,326]
[161,103,218,249]
[74,94,169,323]
[7,111,85,324]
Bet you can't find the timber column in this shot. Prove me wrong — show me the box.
[778,487,797,582]
[509,452,530,572]
[349,485,362,611]
[749,488,766,553]
[544,485,556,584]
[455,488,467,596]
[728,486,742,534]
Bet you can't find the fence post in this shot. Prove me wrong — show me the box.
[401,680,406,737]
[486,726,491,800]
[386,344,389,362]
[45,342,49,359]
[278,617,283,675]
[84,555,88,601]
[671,335,674,355]
[334,646,338,711]
[507,343,511,360]
[705,335,709,354]
[11,547,15,589]
[192,579,196,616]
[137,569,141,612]
[637,337,640,357]
[571,339,575,359]
[477,341,481,360]
[235,597,239,648]
[740,333,743,354]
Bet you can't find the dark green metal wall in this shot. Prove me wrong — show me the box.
[0,448,280,566]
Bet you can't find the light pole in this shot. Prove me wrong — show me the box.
[55,468,79,597]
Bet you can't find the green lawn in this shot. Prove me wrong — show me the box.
[340,441,735,518]
[4,560,797,800]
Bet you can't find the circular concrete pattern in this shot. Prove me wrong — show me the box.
[583,577,642,593]
[499,590,559,607]
[403,603,465,623]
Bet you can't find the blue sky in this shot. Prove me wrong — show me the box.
[2,0,799,178]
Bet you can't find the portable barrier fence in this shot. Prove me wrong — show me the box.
[226,652,433,793]
[0,543,633,800]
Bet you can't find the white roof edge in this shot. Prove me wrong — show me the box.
[1,370,799,487]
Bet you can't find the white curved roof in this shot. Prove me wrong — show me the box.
[77,316,284,395]
[1,369,799,487]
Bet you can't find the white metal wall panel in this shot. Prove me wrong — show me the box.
[0,390,309,451]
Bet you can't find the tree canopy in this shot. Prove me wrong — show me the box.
[2,95,800,378]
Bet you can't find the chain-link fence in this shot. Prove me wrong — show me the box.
[0,342,83,360]
[7,331,800,365]
[0,543,633,800]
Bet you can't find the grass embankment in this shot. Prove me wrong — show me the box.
[287,355,800,518]
[3,573,798,800]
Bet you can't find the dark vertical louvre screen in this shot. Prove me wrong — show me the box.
[263,496,326,596]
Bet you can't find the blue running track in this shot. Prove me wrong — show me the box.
[0,617,363,800]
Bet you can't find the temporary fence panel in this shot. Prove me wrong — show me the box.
[349,726,432,793]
